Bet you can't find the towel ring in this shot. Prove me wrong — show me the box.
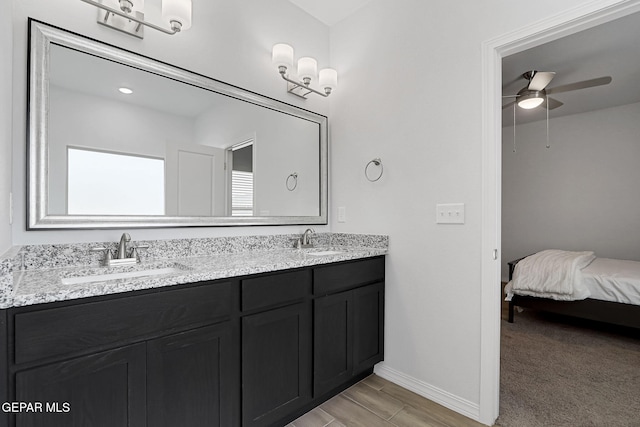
[286,172,298,191]
[365,158,383,182]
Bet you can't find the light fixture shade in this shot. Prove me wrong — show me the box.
[297,57,318,81]
[319,68,338,90]
[162,0,192,31]
[272,43,294,69]
[518,96,544,109]
[516,89,545,109]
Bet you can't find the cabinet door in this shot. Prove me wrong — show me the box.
[313,291,353,397]
[15,343,146,427]
[353,282,385,374]
[242,302,311,427]
[147,323,238,427]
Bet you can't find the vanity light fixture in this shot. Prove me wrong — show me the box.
[80,0,192,39]
[272,43,337,99]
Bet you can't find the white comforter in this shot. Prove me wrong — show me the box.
[508,249,596,301]
[582,258,640,305]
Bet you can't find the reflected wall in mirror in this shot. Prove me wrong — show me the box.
[28,20,327,229]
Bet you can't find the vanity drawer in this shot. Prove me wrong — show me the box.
[314,257,385,295]
[241,270,311,312]
[13,281,232,365]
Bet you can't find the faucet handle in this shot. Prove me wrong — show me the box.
[129,245,149,263]
[91,247,113,266]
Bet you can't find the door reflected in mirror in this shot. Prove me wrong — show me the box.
[229,140,254,217]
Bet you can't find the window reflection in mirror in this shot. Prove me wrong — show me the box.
[66,147,165,215]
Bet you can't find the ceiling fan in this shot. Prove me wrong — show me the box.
[503,70,612,111]
[503,70,612,151]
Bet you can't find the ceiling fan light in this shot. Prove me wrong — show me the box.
[517,92,545,109]
[518,97,544,109]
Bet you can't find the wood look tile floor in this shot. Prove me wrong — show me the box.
[288,375,485,427]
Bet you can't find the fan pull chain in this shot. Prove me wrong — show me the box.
[513,102,517,153]
[546,95,550,148]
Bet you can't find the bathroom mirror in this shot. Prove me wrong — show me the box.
[27,20,327,229]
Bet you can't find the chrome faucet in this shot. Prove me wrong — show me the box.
[301,228,315,248]
[92,233,148,266]
[116,233,131,259]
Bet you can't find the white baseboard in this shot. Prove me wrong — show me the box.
[374,363,481,422]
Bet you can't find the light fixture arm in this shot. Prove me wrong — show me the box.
[80,0,181,35]
[278,66,330,98]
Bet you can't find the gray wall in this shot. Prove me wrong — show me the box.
[502,101,640,280]
[0,0,12,254]
[328,0,592,418]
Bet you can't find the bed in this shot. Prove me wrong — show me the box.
[505,250,640,329]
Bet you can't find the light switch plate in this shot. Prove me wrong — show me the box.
[436,203,465,224]
[337,207,346,223]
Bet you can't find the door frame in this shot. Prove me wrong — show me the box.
[479,0,640,424]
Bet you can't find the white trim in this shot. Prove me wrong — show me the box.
[374,364,480,420]
[479,33,502,426]
[480,0,640,425]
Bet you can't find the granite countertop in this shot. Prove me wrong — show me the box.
[9,246,387,308]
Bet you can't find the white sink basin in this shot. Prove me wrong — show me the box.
[61,267,185,285]
[307,250,344,256]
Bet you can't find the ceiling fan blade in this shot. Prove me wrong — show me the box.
[546,76,612,95]
[502,100,516,110]
[544,97,564,110]
[528,71,555,91]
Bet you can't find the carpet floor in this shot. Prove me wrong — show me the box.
[495,309,640,427]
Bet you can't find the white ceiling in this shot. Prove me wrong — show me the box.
[502,11,640,125]
[50,44,221,117]
[286,0,373,26]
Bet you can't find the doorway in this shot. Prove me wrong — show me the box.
[226,139,255,216]
[480,1,640,424]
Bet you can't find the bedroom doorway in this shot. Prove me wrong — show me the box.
[480,1,640,424]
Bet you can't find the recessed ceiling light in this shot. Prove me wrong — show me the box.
[118,87,133,94]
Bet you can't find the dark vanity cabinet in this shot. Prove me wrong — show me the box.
[313,258,385,397]
[6,281,238,427]
[147,323,238,427]
[0,256,384,427]
[241,270,312,427]
[15,343,147,427]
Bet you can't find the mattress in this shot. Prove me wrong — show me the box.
[582,258,640,305]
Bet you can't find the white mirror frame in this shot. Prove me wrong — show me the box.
[27,20,328,229]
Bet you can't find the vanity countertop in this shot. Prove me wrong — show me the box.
[8,246,387,308]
